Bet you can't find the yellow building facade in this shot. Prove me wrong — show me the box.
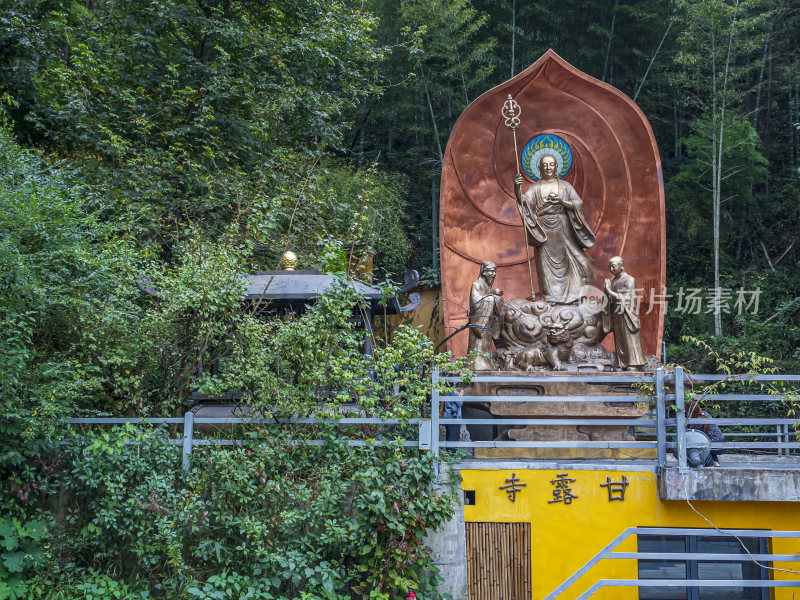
[460,466,800,599]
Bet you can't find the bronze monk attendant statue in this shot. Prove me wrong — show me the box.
[602,256,646,371]
[467,261,503,370]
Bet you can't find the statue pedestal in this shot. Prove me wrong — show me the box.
[463,372,655,459]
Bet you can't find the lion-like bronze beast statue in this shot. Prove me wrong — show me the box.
[499,321,574,372]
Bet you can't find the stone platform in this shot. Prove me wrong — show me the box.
[462,371,655,460]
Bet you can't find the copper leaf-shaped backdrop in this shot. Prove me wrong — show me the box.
[440,50,665,357]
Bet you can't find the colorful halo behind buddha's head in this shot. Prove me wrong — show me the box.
[521,134,573,180]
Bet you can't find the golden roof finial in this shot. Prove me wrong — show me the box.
[279,250,298,270]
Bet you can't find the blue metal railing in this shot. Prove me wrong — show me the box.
[541,527,800,599]
[66,415,424,469]
[433,367,800,469]
[64,367,800,469]
[432,369,661,459]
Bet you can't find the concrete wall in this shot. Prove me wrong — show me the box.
[425,465,468,600]
[659,466,800,501]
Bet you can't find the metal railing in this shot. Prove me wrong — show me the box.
[433,367,800,469]
[66,415,425,470]
[433,369,661,459]
[541,526,800,599]
[65,367,800,469]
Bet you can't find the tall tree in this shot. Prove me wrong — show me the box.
[360,0,495,271]
[0,0,386,261]
[673,0,773,336]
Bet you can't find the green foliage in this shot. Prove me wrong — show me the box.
[0,111,462,598]
[681,335,776,376]
[358,0,496,268]
[195,282,367,417]
[15,427,456,599]
[199,302,470,425]
[666,113,766,277]
[186,572,280,600]
[251,161,412,277]
[0,0,402,273]
[24,570,151,600]
[2,0,800,597]
[676,336,800,435]
[650,336,798,449]
[0,518,47,600]
[0,122,462,594]
[0,116,142,511]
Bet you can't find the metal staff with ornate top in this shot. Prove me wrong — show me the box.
[502,94,535,299]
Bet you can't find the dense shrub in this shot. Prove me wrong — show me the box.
[13,428,457,600]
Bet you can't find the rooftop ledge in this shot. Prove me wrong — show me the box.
[659,456,800,502]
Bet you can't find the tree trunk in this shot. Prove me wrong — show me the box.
[752,15,774,132]
[794,58,799,166]
[712,0,740,338]
[447,28,469,105]
[674,101,679,158]
[602,0,619,83]
[763,33,773,209]
[358,127,364,169]
[422,68,444,270]
[747,14,772,243]
[634,20,672,102]
[510,0,516,78]
[795,56,799,166]
[710,23,720,337]
[431,173,439,269]
[790,63,796,166]
[423,79,444,164]
[735,236,743,271]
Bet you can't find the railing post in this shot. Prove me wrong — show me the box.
[675,366,687,471]
[431,368,440,457]
[655,368,666,470]
[418,419,432,450]
[784,424,790,456]
[780,424,788,456]
[182,411,194,470]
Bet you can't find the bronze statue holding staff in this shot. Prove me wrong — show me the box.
[512,133,597,304]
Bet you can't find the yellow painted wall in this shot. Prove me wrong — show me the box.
[383,286,446,350]
[461,468,800,600]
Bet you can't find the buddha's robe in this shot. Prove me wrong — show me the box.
[518,179,596,304]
